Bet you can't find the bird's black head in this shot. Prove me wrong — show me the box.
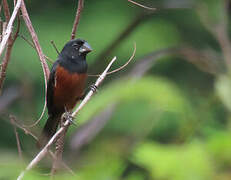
[60,39,92,60]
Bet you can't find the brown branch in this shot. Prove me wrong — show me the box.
[19,34,54,64]
[0,0,22,93]
[51,123,68,176]
[3,0,11,22]
[0,0,22,57]
[10,115,38,140]
[128,0,157,10]
[8,115,75,175]
[20,0,51,129]
[17,56,117,180]
[51,40,60,55]
[0,37,14,94]
[12,13,20,42]
[0,1,3,14]
[20,0,50,81]
[10,116,23,161]
[71,0,84,40]
[89,13,152,74]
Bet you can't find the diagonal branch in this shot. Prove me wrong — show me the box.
[71,0,84,40]
[20,0,49,81]
[9,115,75,175]
[20,0,50,128]
[0,0,21,94]
[3,0,11,22]
[0,0,21,57]
[128,0,156,10]
[17,56,117,180]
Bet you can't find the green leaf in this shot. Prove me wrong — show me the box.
[132,141,214,180]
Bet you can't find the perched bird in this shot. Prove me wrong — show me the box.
[37,39,92,147]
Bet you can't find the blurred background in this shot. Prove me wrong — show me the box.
[1,0,231,179]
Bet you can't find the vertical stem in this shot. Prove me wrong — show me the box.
[71,0,84,40]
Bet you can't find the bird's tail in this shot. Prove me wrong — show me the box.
[37,115,60,148]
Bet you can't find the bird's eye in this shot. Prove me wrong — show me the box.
[72,43,79,47]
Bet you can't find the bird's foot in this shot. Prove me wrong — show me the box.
[62,112,76,126]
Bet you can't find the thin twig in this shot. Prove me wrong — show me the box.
[71,0,84,40]
[10,116,23,161]
[9,115,75,175]
[17,56,117,180]
[19,34,54,63]
[88,43,136,77]
[51,40,60,55]
[20,0,51,129]
[12,12,21,43]
[10,115,38,140]
[20,0,50,80]
[18,34,51,128]
[90,13,152,73]
[128,0,156,10]
[51,123,68,175]
[0,0,22,57]
[3,0,11,22]
[0,0,17,94]
[0,1,3,14]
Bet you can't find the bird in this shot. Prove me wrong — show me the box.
[37,38,92,147]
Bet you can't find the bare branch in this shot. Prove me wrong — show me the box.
[19,34,54,64]
[0,0,22,57]
[20,0,50,81]
[90,13,152,73]
[51,123,68,175]
[12,13,21,42]
[3,0,11,22]
[0,41,14,93]
[9,115,75,175]
[0,0,20,93]
[51,40,60,55]
[20,0,51,129]
[128,0,156,11]
[10,116,23,161]
[71,0,84,40]
[17,56,117,180]
[88,43,136,77]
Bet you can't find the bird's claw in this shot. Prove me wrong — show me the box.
[62,112,77,126]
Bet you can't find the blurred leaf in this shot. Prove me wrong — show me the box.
[196,0,227,26]
[71,76,193,130]
[215,75,231,111]
[207,131,231,168]
[131,141,214,180]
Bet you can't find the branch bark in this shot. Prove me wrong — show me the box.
[20,0,50,82]
[0,0,21,57]
[0,0,22,93]
[71,0,84,40]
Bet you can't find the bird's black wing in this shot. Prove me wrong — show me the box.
[46,60,59,116]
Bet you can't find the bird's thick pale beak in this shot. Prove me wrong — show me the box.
[79,42,92,53]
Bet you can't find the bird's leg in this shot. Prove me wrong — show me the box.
[61,107,76,126]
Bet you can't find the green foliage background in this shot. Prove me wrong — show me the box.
[1,0,231,179]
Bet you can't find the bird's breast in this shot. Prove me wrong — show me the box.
[53,65,87,110]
